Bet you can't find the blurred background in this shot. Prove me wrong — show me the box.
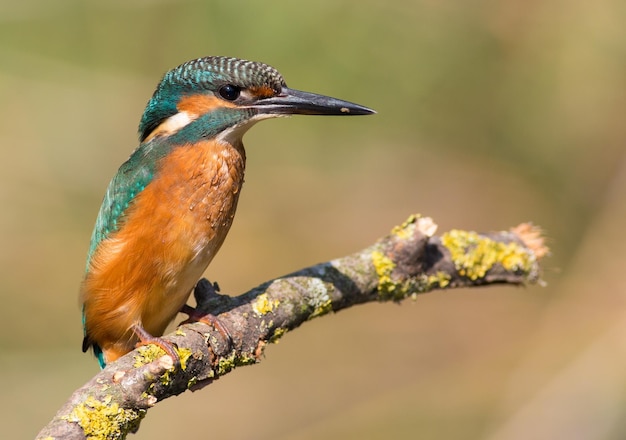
[2,0,625,438]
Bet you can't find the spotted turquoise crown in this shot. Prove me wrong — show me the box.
[138,56,287,142]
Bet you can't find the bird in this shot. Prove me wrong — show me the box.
[80,56,374,368]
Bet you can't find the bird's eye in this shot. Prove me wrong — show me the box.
[218,84,241,101]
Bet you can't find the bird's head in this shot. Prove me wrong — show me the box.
[138,56,374,144]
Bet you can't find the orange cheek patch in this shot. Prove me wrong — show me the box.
[177,94,237,116]
[249,85,277,98]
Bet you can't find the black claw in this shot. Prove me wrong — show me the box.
[183,279,232,346]
[193,278,221,305]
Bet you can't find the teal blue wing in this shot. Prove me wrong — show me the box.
[85,141,168,268]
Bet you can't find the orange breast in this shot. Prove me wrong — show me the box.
[81,138,246,362]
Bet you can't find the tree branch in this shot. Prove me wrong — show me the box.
[36,215,549,440]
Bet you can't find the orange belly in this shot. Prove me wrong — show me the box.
[81,138,245,363]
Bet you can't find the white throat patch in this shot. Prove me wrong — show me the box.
[144,111,196,142]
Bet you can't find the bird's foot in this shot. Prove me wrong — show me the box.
[192,278,222,306]
[180,303,232,345]
[179,278,232,345]
[132,324,180,365]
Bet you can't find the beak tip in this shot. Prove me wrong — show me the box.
[339,105,376,116]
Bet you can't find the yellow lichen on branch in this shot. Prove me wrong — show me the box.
[441,229,538,280]
[64,396,145,440]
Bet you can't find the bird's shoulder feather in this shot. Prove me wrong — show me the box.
[86,139,172,267]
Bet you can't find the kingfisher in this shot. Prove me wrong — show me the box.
[80,56,374,368]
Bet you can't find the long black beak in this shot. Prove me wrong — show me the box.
[254,87,375,116]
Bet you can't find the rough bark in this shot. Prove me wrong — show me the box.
[36,215,549,440]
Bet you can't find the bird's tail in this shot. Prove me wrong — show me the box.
[82,335,106,369]
[82,306,106,369]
